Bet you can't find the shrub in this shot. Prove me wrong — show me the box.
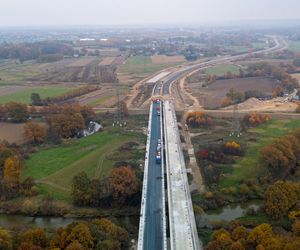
[186,111,212,127]
[243,112,271,127]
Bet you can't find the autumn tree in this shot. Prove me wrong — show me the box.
[24,122,47,144]
[65,241,84,250]
[19,228,48,249]
[230,241,245,250]
[47,107,84,139]
[260,130,300,179]
[186,111,212,127]
[260,145,290,178]
[0,227,12,250]
[206,228,233,250]
[0,145,22,199]
[207,222,300,250]
[65,223,94,249]
[96,240,120,250]
[71,172,91,206]
[231,226,248,242]
[243,112,271,127]
[93,218,128,243]
[247,223,273,246]
[49,227,68,249]
[109,166,140,205]
[79,105,96,126]
[264,181,300,219]
[3,155,21,193]
[292,220,300,237]
[5,102,28,122]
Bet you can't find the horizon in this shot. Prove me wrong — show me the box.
[1,0,300,27]
[1,19,300,30]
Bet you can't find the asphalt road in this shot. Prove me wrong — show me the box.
[143,101,164,250]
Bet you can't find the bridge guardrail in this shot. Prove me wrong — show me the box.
[137,102,153,250]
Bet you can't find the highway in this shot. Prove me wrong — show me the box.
[138,36,287,250]
[162,36,287,96]
[138,101,166,250]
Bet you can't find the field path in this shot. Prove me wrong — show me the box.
[36,180,70,192]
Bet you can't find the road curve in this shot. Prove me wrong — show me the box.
[159,36,287,96]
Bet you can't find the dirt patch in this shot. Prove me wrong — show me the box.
[187,77,278,109]
[99,56,126,66]
[99,57,116,66]
[151,55,186,64]
[67,58,96,67]
[0,122,25,144]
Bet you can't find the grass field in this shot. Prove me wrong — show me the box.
[204,64,240,76]
[23,131,133,200]
[119,56,176,76]
[220,119,300,188]
[288,41,300,52]
[0,86,75,104]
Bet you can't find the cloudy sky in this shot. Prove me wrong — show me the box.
[0,0,299,27]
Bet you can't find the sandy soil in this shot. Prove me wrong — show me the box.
[222,97,298,113]
[151,55,186,64]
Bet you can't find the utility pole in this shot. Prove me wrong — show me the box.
[229,100,242,139]
[113,81,126,127]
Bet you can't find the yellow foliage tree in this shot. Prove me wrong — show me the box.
[3,155,21,190]
[0,227,12,250]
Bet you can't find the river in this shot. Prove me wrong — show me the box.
[0,214,139,232]
[0,201,260,231]
[196,200,262,227]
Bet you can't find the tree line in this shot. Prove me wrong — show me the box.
[207,221,300,250]
[0,218,129,250]
[0,102,96,142]
[0,41,74,63]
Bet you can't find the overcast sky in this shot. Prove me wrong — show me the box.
[0,0,299,27]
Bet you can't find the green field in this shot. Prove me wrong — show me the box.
[288,41,300,52]
[119,56,175,75]
[220,119,300,188]
[0,86,75,104]
[23,132,132,200]
[204,64,240,76]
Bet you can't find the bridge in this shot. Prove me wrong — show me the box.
[137,36,287,250]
